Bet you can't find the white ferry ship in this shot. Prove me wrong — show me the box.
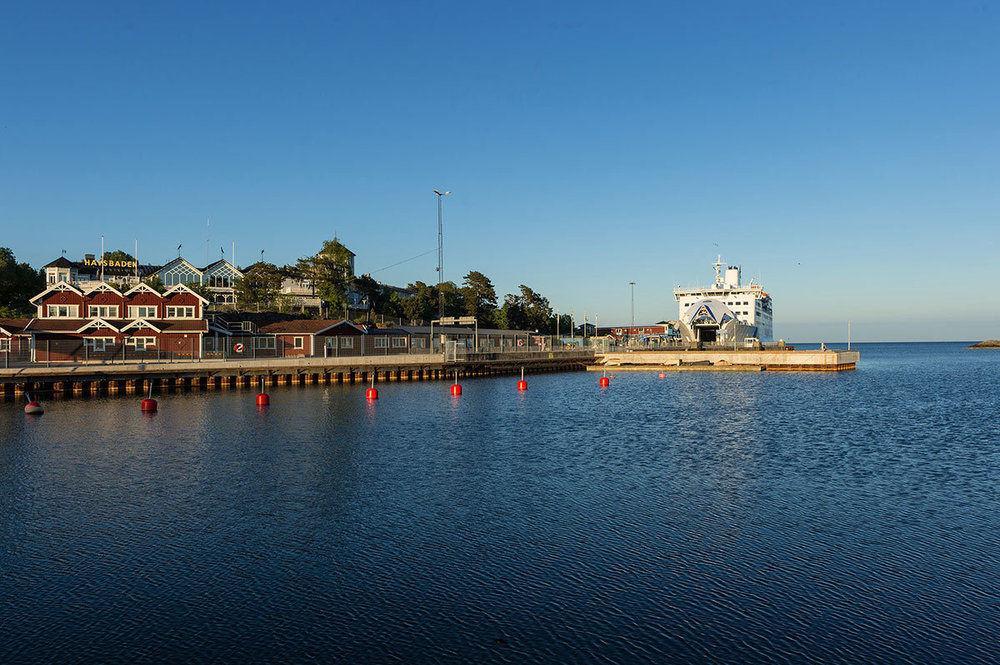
[673,257,773,344]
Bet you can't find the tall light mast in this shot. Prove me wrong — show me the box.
[433,189,451,319]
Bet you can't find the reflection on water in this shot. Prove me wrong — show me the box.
[1,343,998,663]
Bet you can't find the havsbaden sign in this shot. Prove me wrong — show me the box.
[82,258,138,269]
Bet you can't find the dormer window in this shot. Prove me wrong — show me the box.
[46,304,79,318]
[88,305,119,318]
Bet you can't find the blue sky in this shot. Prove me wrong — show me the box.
[2,1,998,341]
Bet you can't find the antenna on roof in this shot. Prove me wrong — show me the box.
[177,243,183,257]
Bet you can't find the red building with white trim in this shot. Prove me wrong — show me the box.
[26,281,208,362]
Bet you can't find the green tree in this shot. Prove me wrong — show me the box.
[437,281,465,318]
[382,290,406,321]
[295,239,354,314]
[235,262,284,312]
[0,248,44,317]
[102,250,135,262]
[143,275,165,292]
[403,281,437,323]
[353,274,387,323]
[499,285,554,332]
[461,271,498,326]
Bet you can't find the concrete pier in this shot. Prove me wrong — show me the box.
[594,349,859,372]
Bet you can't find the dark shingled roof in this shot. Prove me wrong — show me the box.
[0,318,31,334]
[259,319,360,335]
[43,257,74,269]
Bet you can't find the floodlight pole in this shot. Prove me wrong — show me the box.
[433,189,451,319]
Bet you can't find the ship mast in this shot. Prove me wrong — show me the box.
[713,255,724,288]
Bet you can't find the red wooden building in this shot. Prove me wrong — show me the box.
[26,282,209,362]
[0,318,31,363]
[257,319,366,357]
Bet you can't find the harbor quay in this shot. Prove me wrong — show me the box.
[593,348,860,372]
[0,349,595,400]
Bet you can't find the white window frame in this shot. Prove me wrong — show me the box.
[88,305,120,318]
[163,264,201,287]
[293,336,304,349]
[411,337,426,349]
[166,305,197,319]
[0,339,9,352]
[128,305,158,318]
[392,336,407,348]
[84,337,115,352]
[374,337,389,349]
[125,336,156,350]
[340,337,354,349]
[46,304,79,318]
[254,337,275,350]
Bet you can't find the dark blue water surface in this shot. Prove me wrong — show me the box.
[1,343,998,663]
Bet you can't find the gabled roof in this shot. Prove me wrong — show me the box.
[76,318,121,333]
[259,319,363,335]
[158,256,203,275]
[43,257,74,269]
[120,318,162,333]
[163,283,210,304]
[0,318,30,335]
[124,282,162,297]
[29,282,84,303]
[82,282,124,297]
[201,259,243,276]
[25,318,209,333]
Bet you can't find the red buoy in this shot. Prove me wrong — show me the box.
[516,367,527,391]
[140,398,157,413]
[450,383,462,396]
[24,400,44,415]
[256,393,270,407]
[599,376,610,388]
[658,372,666,379]
[365,374,379,400]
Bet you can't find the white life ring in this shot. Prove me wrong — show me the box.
[233,343,245,353]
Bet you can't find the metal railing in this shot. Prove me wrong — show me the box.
[1,333,605,368]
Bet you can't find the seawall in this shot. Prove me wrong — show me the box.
[0,351,595,401]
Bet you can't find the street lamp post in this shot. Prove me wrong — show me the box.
[433,189,451,319]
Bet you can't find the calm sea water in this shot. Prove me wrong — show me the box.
[1,342,998,663]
